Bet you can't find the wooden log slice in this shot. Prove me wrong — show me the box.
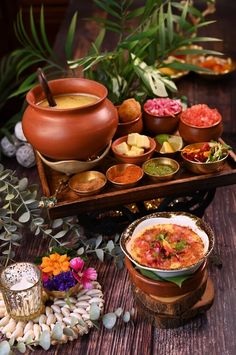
[132,269,208,316]
[134,278,214,329]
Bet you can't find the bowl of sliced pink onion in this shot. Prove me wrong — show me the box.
[143,98,182,135]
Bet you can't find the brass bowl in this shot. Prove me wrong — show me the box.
[181,142,229,174]
[106,163,144,188]
[69,171,107,195]
[142,157,180,182]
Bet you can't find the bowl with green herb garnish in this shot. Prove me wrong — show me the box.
[181,141,230,174]
[121,212,214,278]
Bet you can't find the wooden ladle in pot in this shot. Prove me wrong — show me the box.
[37,68,57,107]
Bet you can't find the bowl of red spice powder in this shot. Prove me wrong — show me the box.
[106,164,144,188]
[178,104,223,143]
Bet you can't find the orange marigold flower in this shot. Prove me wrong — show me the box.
[40,253,70,276]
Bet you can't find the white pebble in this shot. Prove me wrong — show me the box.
[2,319,16,334]
[33,324,41,341]
[16,143,36,168]
[14,121,27,141]
[24,321,33,334]
[1,135,19,157]
[11,326,24,339]
[22,329,34,342]
[55,312,63,322]
[51,305,61,314]
[73,307,87,315]
[46,313,56,325]
[89,297,103,304]
[41,323,50,332]
[75,301,90,308]
[77,295,91,301]
[39,314,47,325]
[0,315,10,327]
[46,306,53,316]
[61,307,70,316]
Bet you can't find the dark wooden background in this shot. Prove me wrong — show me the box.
[1,1,236,354]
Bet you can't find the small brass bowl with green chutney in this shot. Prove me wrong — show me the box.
[142,157,180,182]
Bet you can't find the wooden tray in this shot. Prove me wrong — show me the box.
[36,143,236,219]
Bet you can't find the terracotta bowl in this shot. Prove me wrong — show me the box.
[178,116,223,144]
[111,135,156,165]
[120,212,214,278]
[181,142,229,174]
[125,257,207,298]
[115,113,143,138]
[143,109,180,135]
[36,141,111,175]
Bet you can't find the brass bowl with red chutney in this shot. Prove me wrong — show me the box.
[121,212,214,278]
[22,78,118,160]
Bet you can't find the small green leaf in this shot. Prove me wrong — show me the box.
[95,235,103,248]
[90,302,101,321]
[17,342,26,353]
[0,341,11,355]
[123,311,130,323]
[39,330,51,351]
[95,249,104,262]
[102,313,117,329]
[65,12,78,60]
[52,218,63,228]
[54,230,67,239]
[106,240,114,253]
[63,327,74,337]
[52,323,63,340]
[18,177,28,191]
[77,247,84,255]
[18,211,30,223]
[115,307,123,317]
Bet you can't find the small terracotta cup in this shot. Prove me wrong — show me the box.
[143,110,180,135]
[125,257,207,298]
[115,113,143,138]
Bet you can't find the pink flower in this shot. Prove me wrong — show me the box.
[71,257,97,289]
[42,272,49,282]
[70,257,84,272]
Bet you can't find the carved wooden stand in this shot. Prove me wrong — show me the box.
[126,258,214,329]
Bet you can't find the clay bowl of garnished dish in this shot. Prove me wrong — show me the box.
[106,163,144,188]
[178,104,223,144]
[181,141,230,174]
[111,133,156,165]
[142,157,180,182]
[120,211,214,278]
[143,98,182,135]
[154,134,184,157]
[69,171,107,196]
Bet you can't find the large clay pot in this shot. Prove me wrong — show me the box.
[22,78,118,160]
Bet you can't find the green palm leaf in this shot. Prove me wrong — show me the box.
[65,12,78,60]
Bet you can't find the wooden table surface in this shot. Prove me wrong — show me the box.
[2,1,236,354]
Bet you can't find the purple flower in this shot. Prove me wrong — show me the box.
[43,271,77,292]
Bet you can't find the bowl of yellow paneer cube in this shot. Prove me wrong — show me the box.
[111,133,156,164]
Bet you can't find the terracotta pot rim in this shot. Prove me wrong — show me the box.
[179,116,222,129]
[125,257,207,287]
[143,109,182,119]
[118,113,142,126]
[26,77,108,111]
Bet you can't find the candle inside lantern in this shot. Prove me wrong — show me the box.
[0,262,44,320]
[10,277,34,291]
